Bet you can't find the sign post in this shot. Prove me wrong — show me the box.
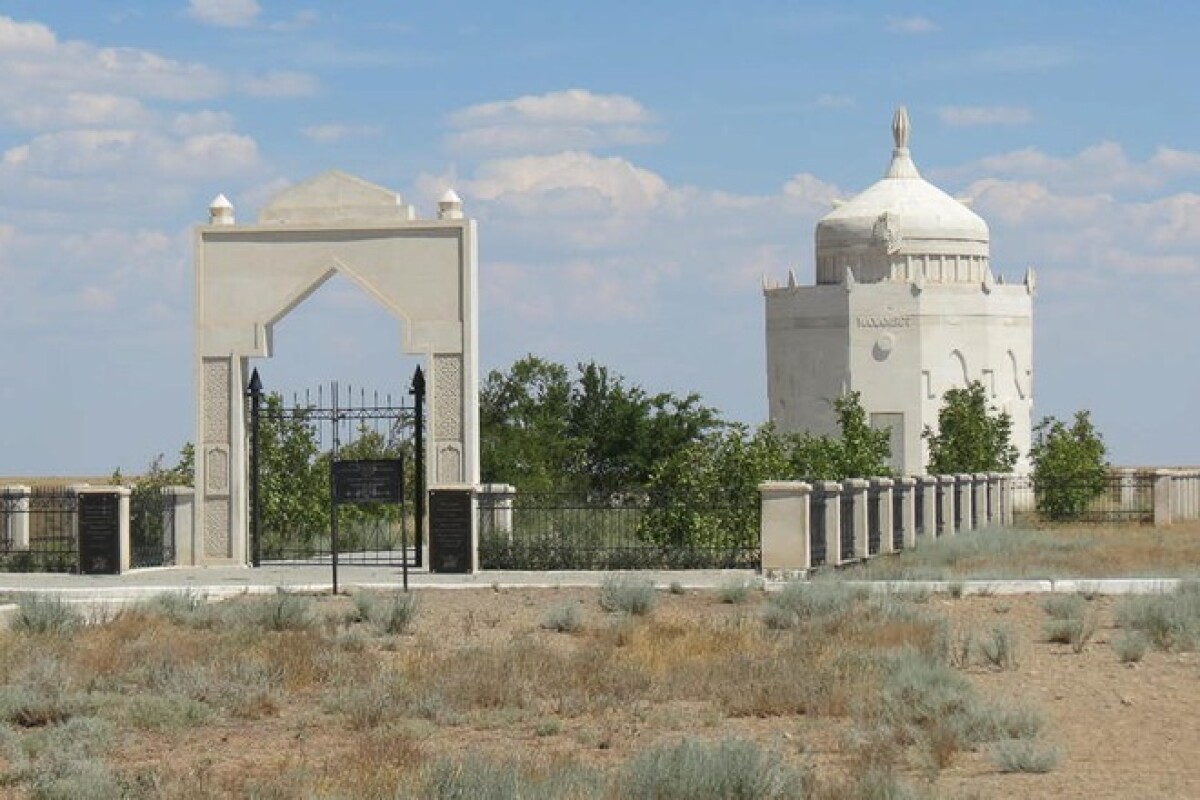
[331,458,407,591]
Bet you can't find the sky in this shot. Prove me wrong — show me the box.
[1,1,1199,475]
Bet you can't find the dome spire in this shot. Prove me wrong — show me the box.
[885,105,920,180]
[892,106,910,149]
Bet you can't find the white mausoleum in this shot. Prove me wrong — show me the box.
[765,107,1033,474]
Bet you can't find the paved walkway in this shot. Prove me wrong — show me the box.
[0,565,1186,604]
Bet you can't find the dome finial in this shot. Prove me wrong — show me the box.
[885,106,919,179]
[892,106,910,150]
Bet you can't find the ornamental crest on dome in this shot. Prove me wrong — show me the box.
[872,212,903,254]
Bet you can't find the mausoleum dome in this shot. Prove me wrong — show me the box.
[814,107,990,285]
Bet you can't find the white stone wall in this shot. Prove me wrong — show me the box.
[765,277,1033,475]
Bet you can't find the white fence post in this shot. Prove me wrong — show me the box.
[1,485,31,551]
[759,481,812,575]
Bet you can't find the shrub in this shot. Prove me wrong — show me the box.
[762,581,868,629]
[976,626,1018,670]
[11,595,84,635]
[619,738,810,800]
[1115,582,1200,651]
[421,755,601,799]
[0,654,88,727]
[1042,594,1086,620]
[139,591,212,627]
[1030,411,1108,521]
[717,579,753,605]
[323,672,405,730]
[228,591,313,632]
[989,738,1061,773]
[541,603,583,633]
[599,576,657,616]
[1114,631,1148,663]
[364,592,421,636]
[668,581,686,595]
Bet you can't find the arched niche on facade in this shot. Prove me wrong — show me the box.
[192,171,478,565]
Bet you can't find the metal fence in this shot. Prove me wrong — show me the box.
[1,488,78,573]
[1012,472,1155,524]
[130,487,176,569]
[478,490,761,570]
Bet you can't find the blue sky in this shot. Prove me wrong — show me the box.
[1,1,1198,475]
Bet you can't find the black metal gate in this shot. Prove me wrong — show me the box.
[247,367,425,567]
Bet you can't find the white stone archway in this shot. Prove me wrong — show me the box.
[192,171,479,565]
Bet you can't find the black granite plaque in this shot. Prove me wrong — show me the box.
[429,489,472,573]
[78,492,120,575]
[333,459,403,505]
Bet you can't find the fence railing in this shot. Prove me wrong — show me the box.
[761,468,1200,575]
[478,488,761,570]
[1010,471,1156,524]
[0,485,186,573]
[761,473,1011,575]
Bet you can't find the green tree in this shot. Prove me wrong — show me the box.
[639,424,791,550]
[640,392,892,549]
[480,355,719,493]
[923,381,1018,474]
[827,391,894,478]
[1030,411,1109,521]
[258,393,328,554]
[480,356,577,492]
[567,361,718,493]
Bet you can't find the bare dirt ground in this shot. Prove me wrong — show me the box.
[6,586,1187,799]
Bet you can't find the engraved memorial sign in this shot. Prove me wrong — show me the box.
[332,459,404,505]
[429,489,472,573]
[78,492,120,575]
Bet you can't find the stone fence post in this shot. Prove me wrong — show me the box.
[872,478,894,555]
[918,476,938,540]
[972,473,988,528]
[817,481,843,566]
[1,486,31,551]
[759,481,812,575]
[163,487,196,567]
[845,479,869,560]
[937,476,956,536]
[1153,470,1173,527]
[985,473,1002,526]
[895,477,917,549]
[955,474,973,533]
[476,483,517,541]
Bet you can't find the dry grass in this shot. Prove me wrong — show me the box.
[0,587,1069,798]
[848,520,1200,580]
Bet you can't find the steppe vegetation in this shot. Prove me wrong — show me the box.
[0,560,1197,799]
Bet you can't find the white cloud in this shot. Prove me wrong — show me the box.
[0,16,225,105]
[301,124,382,144]
[10,93,150,130]
[447,89,660,154]
[186,0,261,28]
[938,106,1033,127]
[172,109,235,135]
[417,151,836,322]
[938,141,1200,194]
[888,15,937,34]
[240,70,319,98]
[3,128,259,179]
[464,151,669,218]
